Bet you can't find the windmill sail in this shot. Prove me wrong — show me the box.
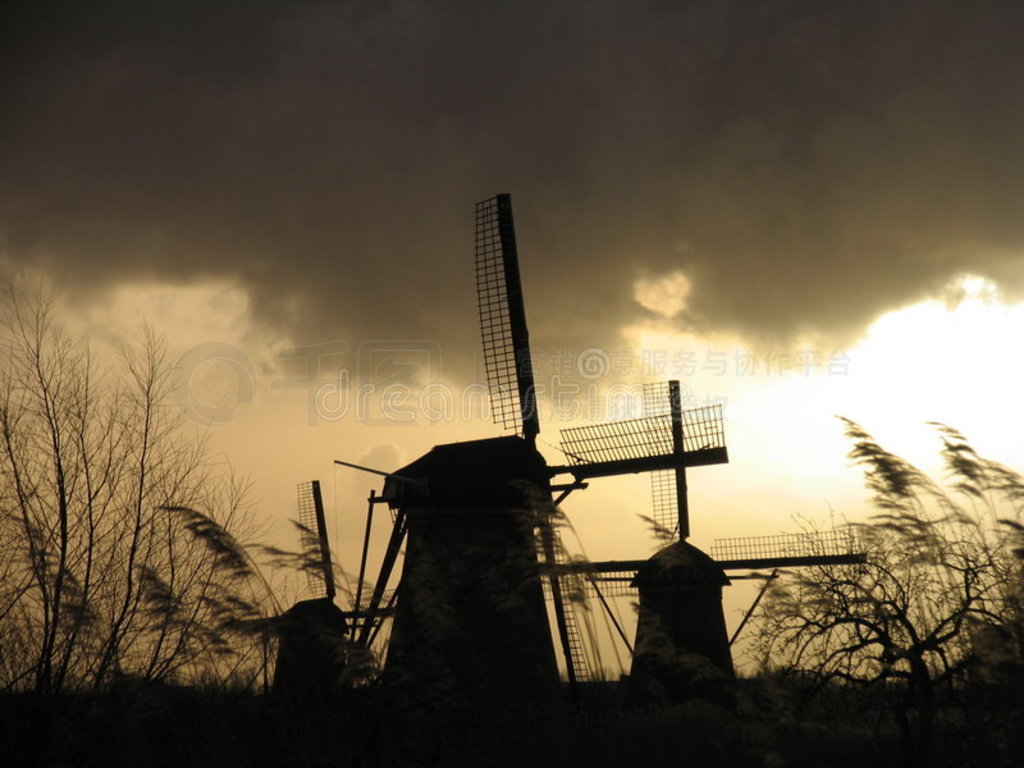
[559,527,867,599]
[475,194,539,441]
[642,380,690,539]
[649,469,680,539]
[556,403,727,477]
[709,528,864,568]
[297,480,336,602]
[537,522,592,690]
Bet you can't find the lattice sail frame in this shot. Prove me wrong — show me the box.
[559,404,726,465]
[641,381,673,417]
[536,525,593,684]
[475,195,538,438]
[649,470,679,536]
[710,528,862,562]
[297,481,333,600]
[643,381,679,535]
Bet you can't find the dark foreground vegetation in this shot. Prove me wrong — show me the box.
[1,675,1021,768]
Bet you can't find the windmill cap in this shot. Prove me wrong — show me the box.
[277,597,349,632]
[632,541,730,589]
[384,435,548,506]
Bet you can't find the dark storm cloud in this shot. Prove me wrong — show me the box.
[2,0,1023,365]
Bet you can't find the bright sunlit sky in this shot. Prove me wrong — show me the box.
[4,0,1024,668]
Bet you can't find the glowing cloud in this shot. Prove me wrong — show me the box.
[633,271,692,319]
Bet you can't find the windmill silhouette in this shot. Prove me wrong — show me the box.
[272,481,351,703]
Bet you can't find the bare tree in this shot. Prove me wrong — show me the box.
[0,289,269,693]
[752,419,1024,768]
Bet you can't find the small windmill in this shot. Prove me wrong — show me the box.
[272,481,350,702]
[553,385,865,701]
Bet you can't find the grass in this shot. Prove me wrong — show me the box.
[4,677,1019,768]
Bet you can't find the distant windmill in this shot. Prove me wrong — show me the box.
[554,385,865,702]
[272,481,350,703]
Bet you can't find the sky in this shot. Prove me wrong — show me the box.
[3,0,1024,671]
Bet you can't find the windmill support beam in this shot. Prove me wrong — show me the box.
[668,380,690,540]
[357,510,407,646]
[588,576,633,654]
[551,481,588,506]
[550,482,589,493]
[730,569,779,647]
[549,447,728,481]
[335,459,428,491]
[366,586,401,649]
[354,490,376,620]
[580,552,866,577]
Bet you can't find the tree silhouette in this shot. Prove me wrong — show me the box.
[0,289,267,692]
[753,419,1024,768]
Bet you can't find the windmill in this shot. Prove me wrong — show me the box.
[553,385,865,703]
[358,195,559,711]
[272,481,355,703]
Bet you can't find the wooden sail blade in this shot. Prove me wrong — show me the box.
[475,194,539,440]
[554,403,728,481]
[296,480,335,602]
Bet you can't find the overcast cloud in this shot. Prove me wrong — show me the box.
[2,0,1022,365]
